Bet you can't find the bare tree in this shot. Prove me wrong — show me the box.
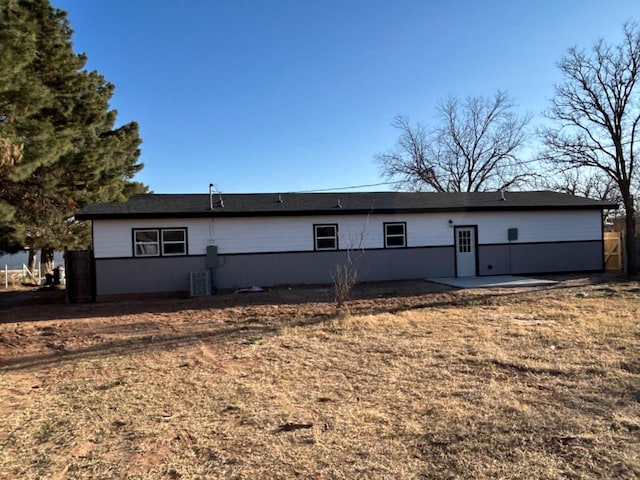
[332,213,371,313]
[333,247,360,312]
[540,22,640,275]
[377,91,532,192]
[541,168,619,201]
[540,168,621,222]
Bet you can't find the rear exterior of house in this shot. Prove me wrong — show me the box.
[75,191,616,297]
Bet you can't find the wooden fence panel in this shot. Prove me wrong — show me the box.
[603,232,622,271]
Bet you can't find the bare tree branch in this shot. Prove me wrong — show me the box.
[377,91,532,192]
[540,21,640,274]
[538,168,621,222]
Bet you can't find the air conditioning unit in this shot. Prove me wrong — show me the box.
[189,271,211,297]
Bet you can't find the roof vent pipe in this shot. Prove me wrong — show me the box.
[336,198,343,208]
[277,194,283,203]
[209,183,214,210]
[500,189,506,201]
[219,192,224,208]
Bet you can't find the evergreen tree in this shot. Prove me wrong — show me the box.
[0,0,145,261]
[0,0,81,179]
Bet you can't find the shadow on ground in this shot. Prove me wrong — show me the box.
[0,273,629,324]
[0,280,454,323]
[0,273,635,372]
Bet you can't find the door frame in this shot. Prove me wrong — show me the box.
[453,225,478,277]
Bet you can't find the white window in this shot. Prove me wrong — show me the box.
[458,229,471,253]
[384,222,406,248]
[314,224,338,250]
[133,228,187,257]
[162,229,187,256]
[134,229,160,257]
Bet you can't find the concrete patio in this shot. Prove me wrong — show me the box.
[427,275,558,289]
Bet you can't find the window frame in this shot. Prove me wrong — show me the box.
[384,222,407,248]
[133,229,160,257]
[313,223,338,251]
[132,227,188,257]
[457,229,472,253]
[161,228,188,256]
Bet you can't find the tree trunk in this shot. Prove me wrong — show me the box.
[623,200,638,276]
[40,247,55,276]
[27,249,38,284]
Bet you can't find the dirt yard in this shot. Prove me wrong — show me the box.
[1,275,639,479]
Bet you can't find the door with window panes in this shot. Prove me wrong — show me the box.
[454,226,477,277]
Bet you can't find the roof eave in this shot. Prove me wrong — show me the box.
[75,203,618,220]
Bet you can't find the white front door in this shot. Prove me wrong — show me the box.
[455,227,477,277]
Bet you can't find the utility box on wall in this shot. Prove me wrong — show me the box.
[507,228,518,242]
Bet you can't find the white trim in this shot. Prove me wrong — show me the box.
[161,229,187,256]
[314,224,338,251]
[133,229,160,257]
[384,222,406,248]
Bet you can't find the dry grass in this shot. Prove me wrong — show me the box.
[1,277,639,479]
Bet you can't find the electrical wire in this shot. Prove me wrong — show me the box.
[294,180,406,193]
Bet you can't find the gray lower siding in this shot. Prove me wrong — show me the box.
[477,240,603,275]
[94,240,604,295]
[95,256,206,295]
[94,247,454,294]
[216,247,455,289]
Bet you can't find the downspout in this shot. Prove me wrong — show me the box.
[207,183,221,293]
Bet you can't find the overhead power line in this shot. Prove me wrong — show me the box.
[294,180,405,193]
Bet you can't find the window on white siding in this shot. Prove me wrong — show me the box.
[133,228,187,257]
[162,229,187,255]
[384,222,406,248]
[134,229,160,257]
[457,229,471,253]
[314,224,338,250]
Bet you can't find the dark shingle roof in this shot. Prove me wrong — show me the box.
[75,191,618,220]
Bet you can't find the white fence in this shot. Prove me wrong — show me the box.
[0,250,64,289]
[2,264,37,288]
[2,262,45,289]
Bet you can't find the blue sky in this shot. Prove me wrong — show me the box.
[51,0,638,194]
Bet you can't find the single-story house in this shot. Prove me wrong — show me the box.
[75,190,616,297]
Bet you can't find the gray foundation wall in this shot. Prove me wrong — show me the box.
[94,240,604,295]
[95,256,206,295]
[215,247,455,289]
[94,247,454,294]
[477,240,603,275]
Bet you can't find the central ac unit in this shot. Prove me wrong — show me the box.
[189,271,211,297]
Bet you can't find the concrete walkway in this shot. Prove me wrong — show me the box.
[427,275,558,289]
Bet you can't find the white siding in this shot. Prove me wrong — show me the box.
[93,219,212,258]
[441,210,602,244]
[91,210,602,258]
[212,216,382,253]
